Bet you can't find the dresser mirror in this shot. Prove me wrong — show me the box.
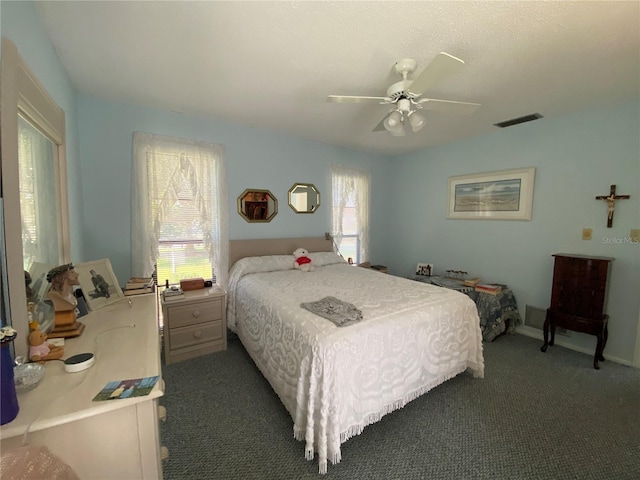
[237,189,278,223]
[288,183,320,214]
[1,39,70,359]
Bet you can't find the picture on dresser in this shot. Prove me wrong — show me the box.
[416,263,433,276]
[75,258,126,311]
[92,375,160,401]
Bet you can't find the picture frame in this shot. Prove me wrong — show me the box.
[447,167,535,220]
[416,262,433,276]
[75,258,125,311]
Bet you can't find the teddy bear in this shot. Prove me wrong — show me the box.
[28,327,64,363]
[293,247,315,272]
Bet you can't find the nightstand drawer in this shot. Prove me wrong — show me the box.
[166,299,222,328]
[169,321,223,350]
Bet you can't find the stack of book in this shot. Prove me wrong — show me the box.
[123,277,155,296]
[475,284,503,296]
[162,286,185,301]
[464,277,482,287]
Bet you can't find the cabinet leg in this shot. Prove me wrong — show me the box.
[541,315,550,352]
[599,324,608,361]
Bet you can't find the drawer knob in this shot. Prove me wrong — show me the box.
[193,330,202,339]
[192,310,201,318]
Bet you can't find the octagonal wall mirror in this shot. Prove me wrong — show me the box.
[237,189,278,223]
[288,183,320,214]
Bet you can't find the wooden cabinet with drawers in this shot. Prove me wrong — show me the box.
[541,253,613,369]
[162,287,227,364]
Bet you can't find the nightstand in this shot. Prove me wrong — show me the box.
[162,286,227,364]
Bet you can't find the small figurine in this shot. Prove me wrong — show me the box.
[28,326,64,363]
[47,264,80,329]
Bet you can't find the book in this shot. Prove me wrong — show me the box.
[162,292,185,301]
[464,277,482,287]
[92,376,160,402]
[125,277,154,289]
[124,286,153,296]
[163,286,184,296]
[162,287,185,301]
[475,284,502,295]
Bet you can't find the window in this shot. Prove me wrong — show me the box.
[330,164,371,264]
[131,133,228,287]
[18,114,61,270]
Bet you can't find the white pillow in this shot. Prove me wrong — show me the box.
[230,255,294,277]
[308,251,347,267]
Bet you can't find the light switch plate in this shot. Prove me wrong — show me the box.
[582,228,592,241]
[631,229,640,243]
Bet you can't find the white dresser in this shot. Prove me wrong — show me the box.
[0,294,165,479]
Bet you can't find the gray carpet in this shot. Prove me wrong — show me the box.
[160,333,640,479]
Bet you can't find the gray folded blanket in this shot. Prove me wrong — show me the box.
[301,296,363,327]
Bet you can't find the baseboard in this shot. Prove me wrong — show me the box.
[515,327,635,368]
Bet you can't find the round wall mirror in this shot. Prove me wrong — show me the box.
[288,183,320,214]
[237,189,278,223]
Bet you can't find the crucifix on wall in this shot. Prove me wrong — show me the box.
[595,184,630,228]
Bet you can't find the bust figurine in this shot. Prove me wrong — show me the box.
[46,264,79,327]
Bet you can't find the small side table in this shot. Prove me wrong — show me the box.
[162,286,227,364]
[410,276,521,341]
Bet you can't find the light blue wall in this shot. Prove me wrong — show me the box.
[389,102,640,363]
[4,1,639,364]
[76,95,393,283]
[1,0,85,260]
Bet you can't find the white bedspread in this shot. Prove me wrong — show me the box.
[228,255,484,473]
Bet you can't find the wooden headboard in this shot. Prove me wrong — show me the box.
[229,237,333,271]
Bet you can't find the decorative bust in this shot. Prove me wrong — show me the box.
[46,263,79,313]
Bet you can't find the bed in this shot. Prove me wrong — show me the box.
[227,237,484,473]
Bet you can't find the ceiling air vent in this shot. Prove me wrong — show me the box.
[494,113,543,128]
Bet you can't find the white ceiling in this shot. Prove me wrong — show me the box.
[36,1,640,156]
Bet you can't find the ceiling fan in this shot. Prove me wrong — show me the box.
[327,53,481,136]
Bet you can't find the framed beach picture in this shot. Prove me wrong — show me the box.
[75,258,125,311]
[447,167,535,220]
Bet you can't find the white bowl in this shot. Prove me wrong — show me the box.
[14,363,45,392]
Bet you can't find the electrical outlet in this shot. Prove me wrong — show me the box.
[582,228,592,241]
[631,229,640,243]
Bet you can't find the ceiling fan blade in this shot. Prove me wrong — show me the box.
[408,52,466,95]
[372,115,389,132]
[327,95,390,104]
[418,98,481,115]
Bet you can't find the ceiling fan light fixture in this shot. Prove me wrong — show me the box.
[384,110,402,129]
[389,127,406,137]
[408,111,425,132]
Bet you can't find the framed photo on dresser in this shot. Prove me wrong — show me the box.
[75,258,126,311]
[416,263,433,276]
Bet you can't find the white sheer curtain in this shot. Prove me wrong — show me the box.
[330,163,371,263]
[18,115,59,269]
[131,132,229,288]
